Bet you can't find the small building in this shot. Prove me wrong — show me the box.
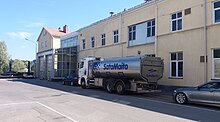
[36,25,68,80]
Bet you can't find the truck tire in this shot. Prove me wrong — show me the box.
[115,81,125,95]
[81,79,86,89]
[106,81,114,93]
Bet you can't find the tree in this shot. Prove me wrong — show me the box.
[0,41,9,74]
[12,59,27,73]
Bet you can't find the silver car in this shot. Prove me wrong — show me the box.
[173,80,220,105]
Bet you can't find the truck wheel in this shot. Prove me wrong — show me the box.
[106,81,114,93]
[115,81,125,95]
[81,80,86,89]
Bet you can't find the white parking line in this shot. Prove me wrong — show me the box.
[36,102,78,122]
[0,101,78,122]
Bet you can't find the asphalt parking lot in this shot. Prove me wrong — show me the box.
[1,78,220,122]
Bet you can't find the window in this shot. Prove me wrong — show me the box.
[82,39,86,49]
[212,49,220,79]
[41,42,44,48]
[214,1,220,23]
[171,12,182,32]
[113,30,119,43]
[45,40,48,47]
[101,34,106,46]
[128,25,136,41]
[147,19,155,37]
[91,37,95,48]
[170,52,183,78]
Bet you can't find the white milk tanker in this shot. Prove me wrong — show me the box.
[78,56,164,94]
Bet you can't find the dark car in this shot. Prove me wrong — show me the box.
[173,80,220,105]
[62,74,78,86]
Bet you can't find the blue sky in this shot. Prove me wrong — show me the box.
[0,0,144,60]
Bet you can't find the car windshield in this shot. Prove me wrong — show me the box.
[200,82,220,89]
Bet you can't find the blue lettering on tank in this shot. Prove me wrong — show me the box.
[103,63,128,70]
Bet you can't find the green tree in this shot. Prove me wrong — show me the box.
[0,41,9,74]
[12,59,27,72]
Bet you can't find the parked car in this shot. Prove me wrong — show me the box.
[62,74,78,86]
[173,80,220,105]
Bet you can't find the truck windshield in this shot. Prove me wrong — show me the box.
[80,62,84,69]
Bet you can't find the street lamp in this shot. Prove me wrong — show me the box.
[25,38,37,78]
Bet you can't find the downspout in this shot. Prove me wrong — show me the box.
[204,0,208,83]
[120,12,123,57]
[155,0,158,56]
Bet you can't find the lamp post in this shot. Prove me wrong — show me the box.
[25,38,37,78]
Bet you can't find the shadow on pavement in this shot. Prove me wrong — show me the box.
[7,78,220,122]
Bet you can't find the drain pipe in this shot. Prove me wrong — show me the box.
[204,0,208,83]
[155,0,158,56]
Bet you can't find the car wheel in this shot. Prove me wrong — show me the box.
[81,80,86,89]
[106,81,114,93]
[115,81,125,95]
[175,92,187,104]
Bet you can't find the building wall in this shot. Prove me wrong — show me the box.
[77,0,220,87]
[38,29,53,52]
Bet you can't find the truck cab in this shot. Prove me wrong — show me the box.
[78,57,100,88]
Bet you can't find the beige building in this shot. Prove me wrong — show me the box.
[77,0,220,87]
[36,25,68,80]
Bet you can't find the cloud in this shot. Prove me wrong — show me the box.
[25,22,45,28]
[6,32,31,39]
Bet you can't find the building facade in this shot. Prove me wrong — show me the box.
[36,25,68,80]
[54,32,78,78]
[77,0,220,87]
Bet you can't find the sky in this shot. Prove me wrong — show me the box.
[0,0,144,61]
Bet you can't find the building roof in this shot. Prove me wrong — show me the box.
[44,27,67,37]
[77,0,159,31]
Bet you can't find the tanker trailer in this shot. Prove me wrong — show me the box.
[78,56,163,94]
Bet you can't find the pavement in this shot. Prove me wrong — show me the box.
[0,78,220,122]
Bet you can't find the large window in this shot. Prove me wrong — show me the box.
[147,19,155,37]
[91,37,95,48]
[214,1,220,23]
[61,36,78,48]
[113,30,119,43]
[213,49,220,79]
[128,25,136,41]
[82,39,86,50]
[171,12,182,32]
[170,52,183,78]
[128,20,156,47]
[101,34,106,46]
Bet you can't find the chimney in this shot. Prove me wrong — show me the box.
[63,25,68,33]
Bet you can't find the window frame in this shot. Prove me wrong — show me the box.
[212,48,220,79]
[91,37,95,48]
[213,1,220,24]
[171,11,182,32]
[170,52,183,78]
[147,19,155,37]
[82,39,86,50]
[101,34,106,46]
[128,25,136,41]
[113,30,119,44]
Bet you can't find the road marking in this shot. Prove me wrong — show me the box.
[135,97,219,113]
[36,102,78,122]
[0,101,36,106]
